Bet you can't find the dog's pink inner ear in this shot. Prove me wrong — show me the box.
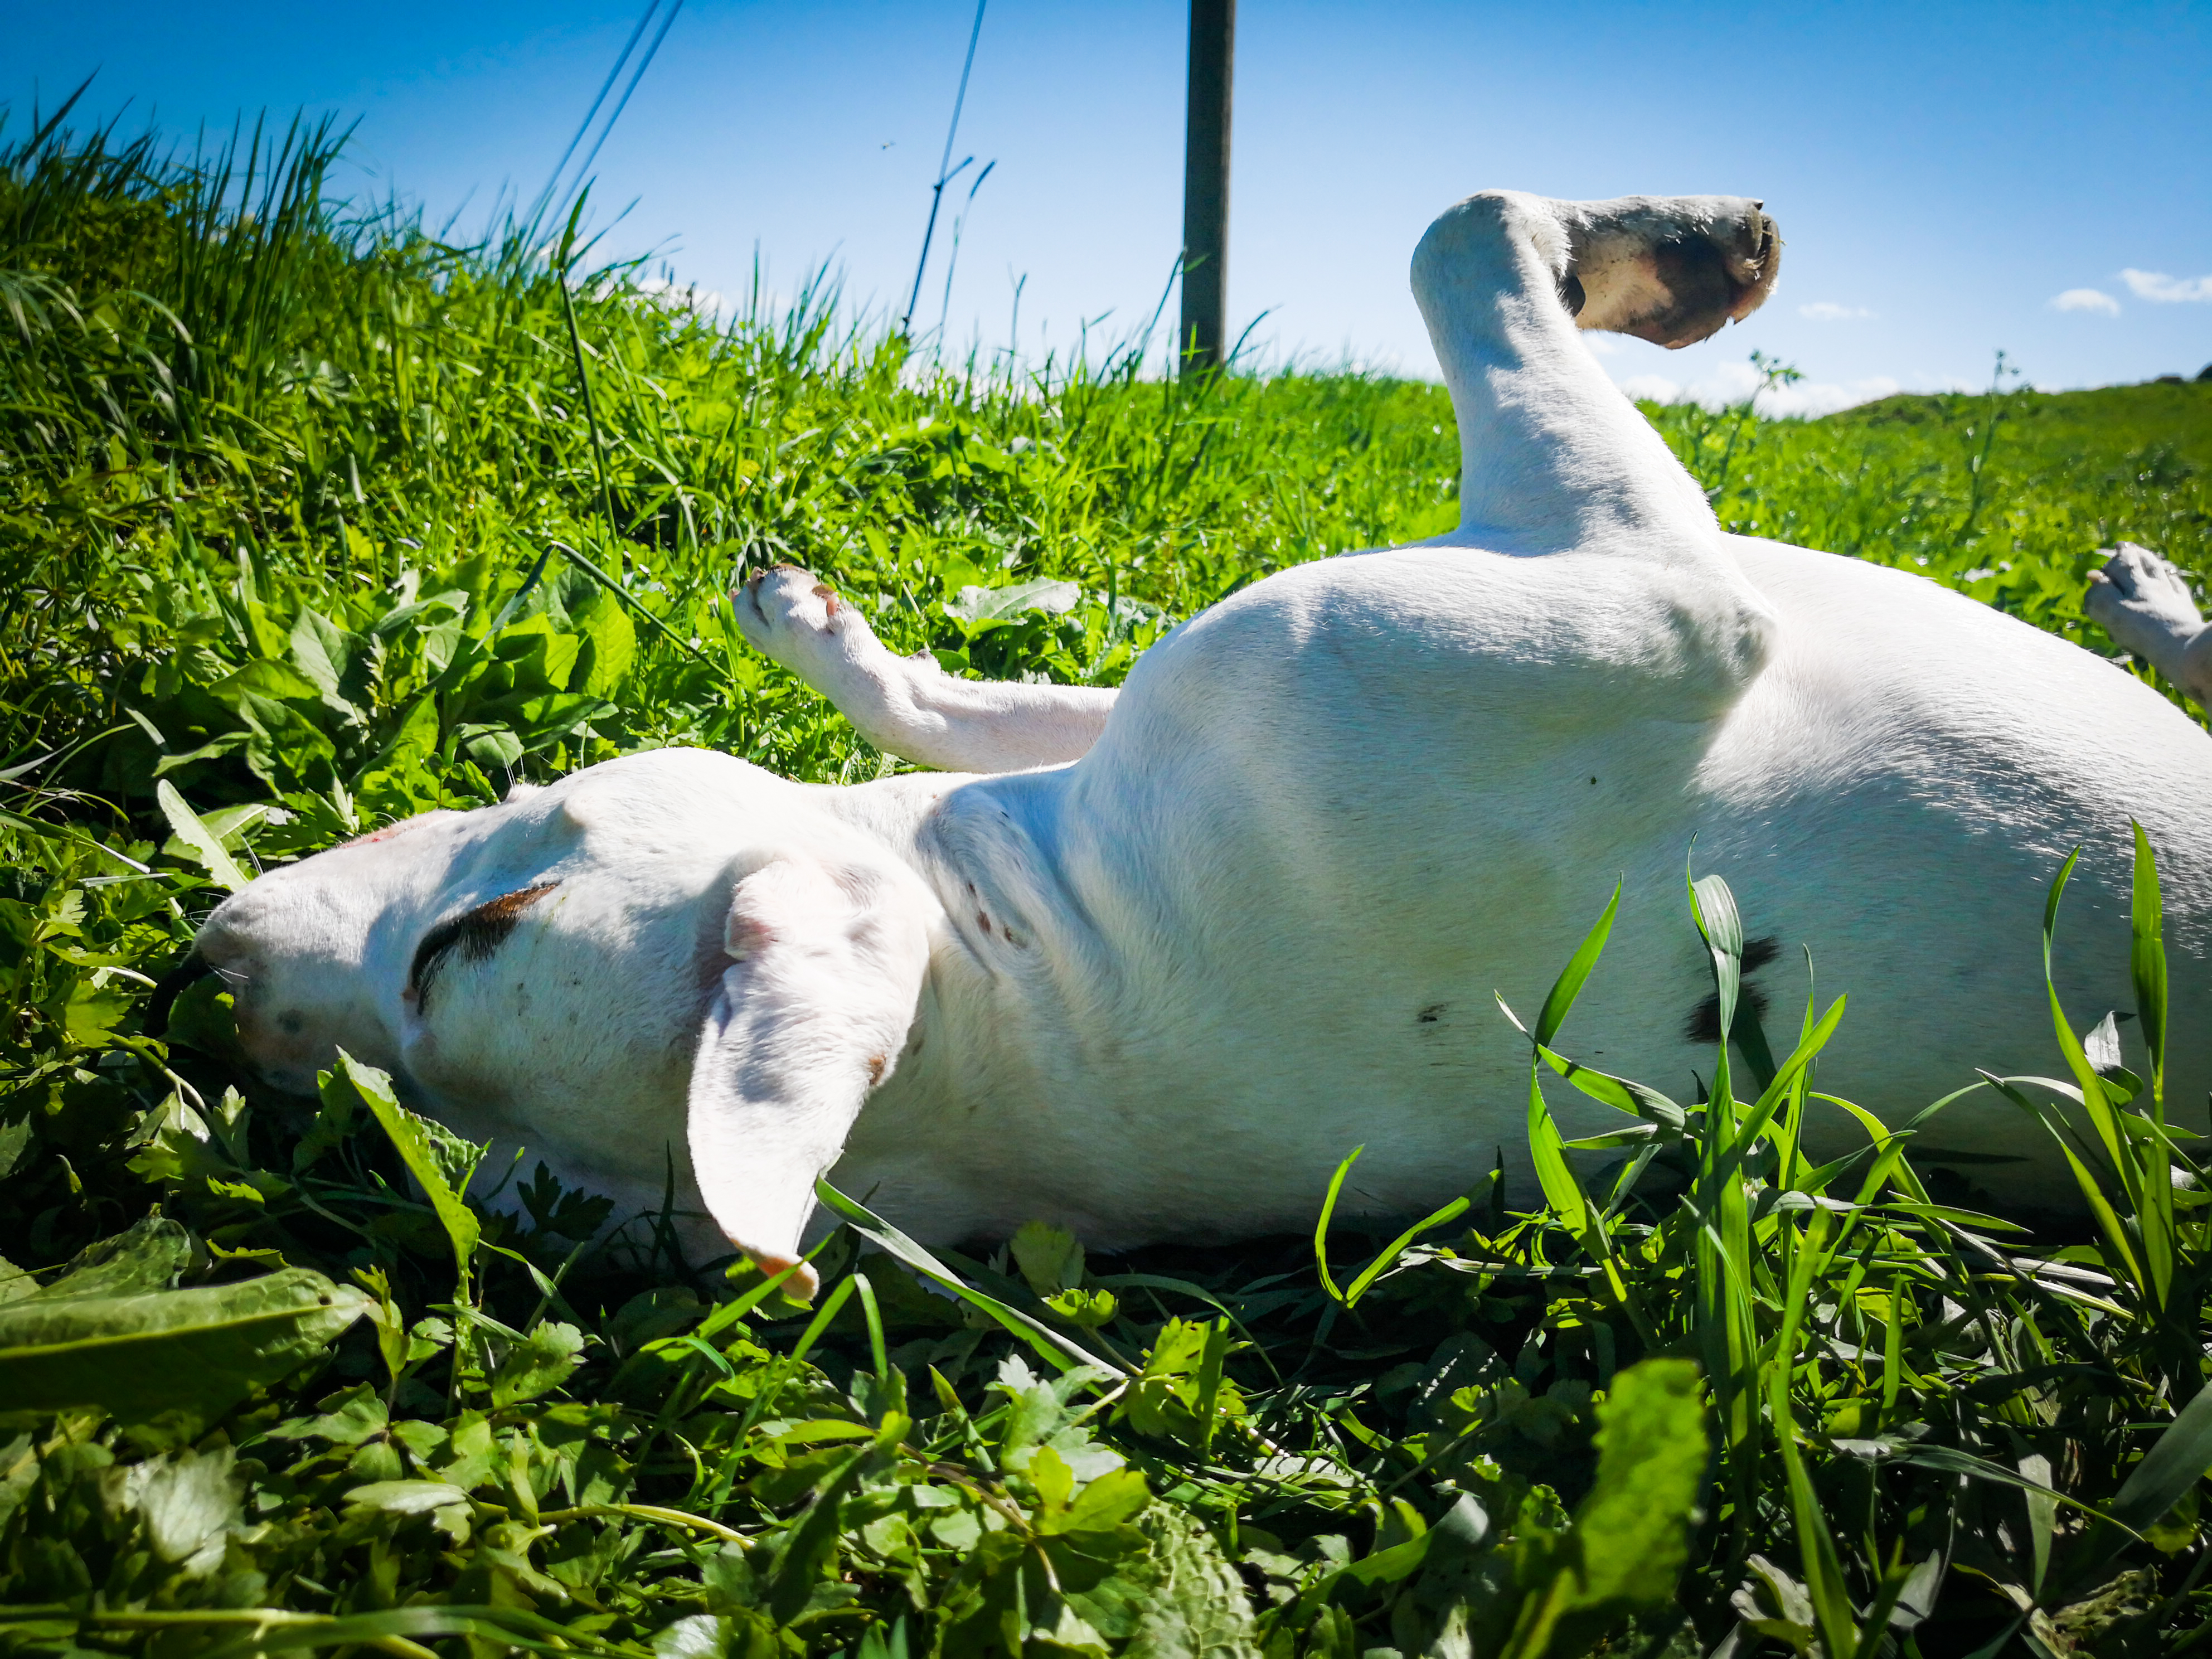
[686,853,932,1283]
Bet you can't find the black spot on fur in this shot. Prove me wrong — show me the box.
[411,883,559,1016]
[1684,935,1782,1045]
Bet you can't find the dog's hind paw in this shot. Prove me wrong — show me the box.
[1565,196,1781,349]
[2085,541,2212,703]
[2086,542,2204,653]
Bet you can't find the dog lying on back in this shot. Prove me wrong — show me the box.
[157,191,2212,1291]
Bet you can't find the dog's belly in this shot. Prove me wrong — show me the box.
[876,541,2212,1240]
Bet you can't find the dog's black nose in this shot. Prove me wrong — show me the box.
[145,950,217,1039]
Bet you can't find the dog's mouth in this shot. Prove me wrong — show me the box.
[144,950,218,1039]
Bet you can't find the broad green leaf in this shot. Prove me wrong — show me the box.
[265,1382,389,1445]
[35,1216,194,1301]
[1054,1466,1152,1538]
[1010,1219,1086,1297]
[287,605,362,710]
[235,690,339,794]
[206,657,326,710]
[157,780,251,892]
[944,577,1080,624]
[0,1267,367,1425]
[332,1052,485,1297]
[491,1321,585,1407]
[460,724,525,773]
[129,1444,244,1564]
[1120,1505,1264,1659]
[374,693,442,775]
[573,584,638,696]
[344,1479,474,1514]
[1559,1358,1708,1612]
[0,1256,34,1304]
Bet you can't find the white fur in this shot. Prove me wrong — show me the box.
[187,192,2212,1289]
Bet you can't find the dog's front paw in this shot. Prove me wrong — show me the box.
[2085,542,2206,666]
[737,564,838,647]
[733,565,932,715]
[735,565,879,677]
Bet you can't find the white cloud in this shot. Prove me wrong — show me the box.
[2050,288,2122,314]
[1757,375,1903,418]
[2119,268,2212,303]
[1617,358,1909,418]
[1798,302,1872,322]
[637,276,730,315]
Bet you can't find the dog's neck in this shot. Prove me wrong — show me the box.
[807,767,1100,1232]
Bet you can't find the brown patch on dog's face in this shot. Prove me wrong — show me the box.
[408,882,560,1015]
[1618,219,1778,348]
[1627,238,1745,348]
[1571,206,1782,350]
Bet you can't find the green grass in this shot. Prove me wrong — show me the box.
[6,113,2212,1659]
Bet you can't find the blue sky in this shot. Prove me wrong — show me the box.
[9,1,2211,413]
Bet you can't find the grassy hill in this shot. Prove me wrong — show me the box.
[1832,377,2212,476]
[4,118,2212,1659]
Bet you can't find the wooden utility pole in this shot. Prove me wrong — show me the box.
[1178,0,1234,373]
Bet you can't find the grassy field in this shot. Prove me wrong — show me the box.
[6,115,2212,1659]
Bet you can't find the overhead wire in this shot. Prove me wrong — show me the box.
[531,0,687,236]
[903,0,990,333]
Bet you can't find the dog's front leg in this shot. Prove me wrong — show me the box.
[687,850,935,1294]
[734,566,1117,773]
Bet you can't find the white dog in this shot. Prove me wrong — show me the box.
[160,192,2212,1292]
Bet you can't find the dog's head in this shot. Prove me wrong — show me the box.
[158,749,940,1293]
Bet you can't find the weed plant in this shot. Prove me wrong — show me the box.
[4,112,2212,1659]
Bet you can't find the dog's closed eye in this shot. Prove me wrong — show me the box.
[409,883,559,1015]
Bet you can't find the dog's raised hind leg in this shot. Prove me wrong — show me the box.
[735,565,1117,773]
[1413,191,1779,553]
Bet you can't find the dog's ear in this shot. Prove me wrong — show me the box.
[687,852,932,1296]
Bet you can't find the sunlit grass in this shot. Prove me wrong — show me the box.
[4,110,2212,1658]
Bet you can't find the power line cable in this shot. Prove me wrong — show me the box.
[555,0,685,225]
[903,0,989,332]
[530,1,659,232]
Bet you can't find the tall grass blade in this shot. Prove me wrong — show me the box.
[2131,821,2168,1105]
